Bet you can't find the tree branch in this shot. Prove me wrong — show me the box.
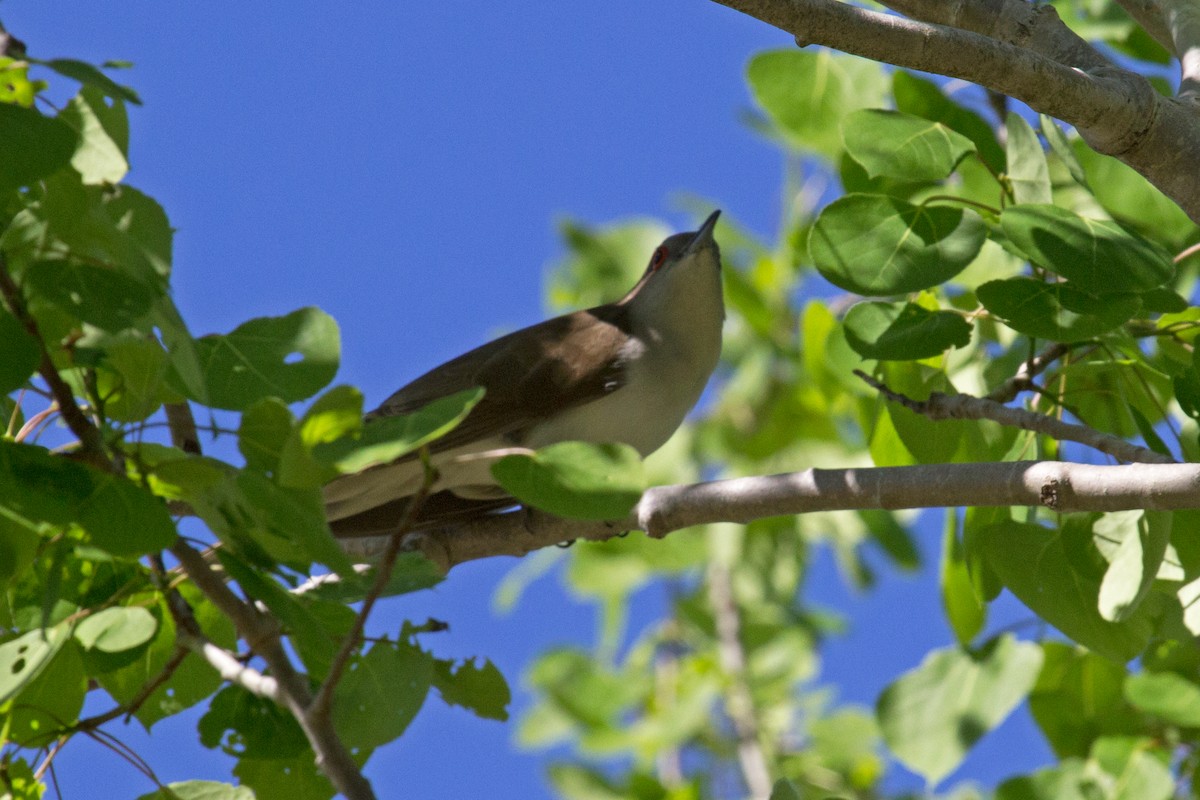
[707,562,773,800]
[709,0,1200,223]
[879,0,1112,71]
[175,631,281,702]
[854,369,1175,464]
[1159,0,1200,102]
[170,540,376,800]
[371,461,1200,572]
[985,342,1071,403]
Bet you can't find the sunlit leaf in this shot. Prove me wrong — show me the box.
[842,109,975,182]
[493,441,643,520]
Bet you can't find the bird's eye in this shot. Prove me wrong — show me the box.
[650,246,668,271]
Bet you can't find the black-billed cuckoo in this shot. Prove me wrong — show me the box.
[324,210,723,537]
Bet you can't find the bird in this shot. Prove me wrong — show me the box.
[324,210,724,538]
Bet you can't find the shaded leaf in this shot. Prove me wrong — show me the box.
[1001,204,1173,293]
[894,71,1004,172]
[1005,112,1051,204]
[0,307,40,394]
[0,103,77,194]
[334,639,433,750]
[978,278,1139,342]
[432,657,511,721]
[493,442,643,520]
[877,634,1042,783]
[843,301,971,360]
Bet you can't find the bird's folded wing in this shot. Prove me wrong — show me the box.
[366,305,631,455]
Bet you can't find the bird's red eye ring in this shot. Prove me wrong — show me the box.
[650,246,668,271]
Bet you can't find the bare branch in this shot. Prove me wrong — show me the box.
[170,540,376,800]
[164,402,201,454]
[879,0,1112,71]
[372,461,1200,571]
[175,631,281,702]
[854,369,1175,464]
[985,342,1071,403]
[1159,0,1200,101]
[710,0,1200,223]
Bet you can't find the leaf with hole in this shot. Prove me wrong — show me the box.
[188,307,340,411]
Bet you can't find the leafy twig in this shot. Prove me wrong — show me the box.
[855,369,1175,464]
[0,252,109,460]
[309,450,435,724]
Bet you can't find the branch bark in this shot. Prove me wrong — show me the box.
[709,0,1200,223]
[360,461,1200,572]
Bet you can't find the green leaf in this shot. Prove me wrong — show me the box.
[768,779,803,800]
[4,638,86,746]
[432,657,511,721]
[809,195,985,296]
[74,606,157,653]
[334,638,433,750]
[0,625,71,704]
[1124,671,1200,727]
[1040,114,1087,188]
[238,397,295,474]
[979,519,1152,661]
[0,307,40,394]
[996,760,1091,800]
[876,634,1043,784]
[236,472,356,578]
[313,387,485,474]
[842,109,976,182]
[1001,205,1173,292]
[38,58,142,104]
[95,335,171,422]
[0,103,77,194]
[941,513,984,647]
[198,684,308,758]
[0,440,176,557]
[747,49,886,158]
[1074,141,1194,245]
[492,442,643,520]
[1029,642,1140,758]
[278,384,364,488]
[977,278,1140,342]
[1090,736,1174,800]
[190,307,340,410]
[59,87,129,185]
[893,71,1005,173]
[135,782,254,800]
[24,259,156,332]
[1097,511,1170,622]
[842,301,972,360]
[1138,287,1188,314]
[1005,112,1051,204]
[234,755,332,800]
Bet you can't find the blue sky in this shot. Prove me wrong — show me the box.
[8,2,1051,797]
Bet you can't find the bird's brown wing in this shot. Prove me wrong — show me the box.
[367,304,631,454]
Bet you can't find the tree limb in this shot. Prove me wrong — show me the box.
[1115,0,1178,57]
[854,369,1175,464]
[709,0,1200,223]
[170,540,376,800]
[879,0,1112,71]
[1159,0,1200,102]
[363,461,1200,572]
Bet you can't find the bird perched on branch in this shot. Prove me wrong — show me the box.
[324,210,724,537]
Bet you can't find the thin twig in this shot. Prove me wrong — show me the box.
[986,343,1071,403]
[856,369,1175,464]
[309,451,435,723]
[707,562,773,800]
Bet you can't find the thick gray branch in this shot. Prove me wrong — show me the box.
[1160,0,1200,101]
[337,461,1200,571]
[710,0,1200,223]
[879,0,1112,71]
[1115,0,1179,56]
